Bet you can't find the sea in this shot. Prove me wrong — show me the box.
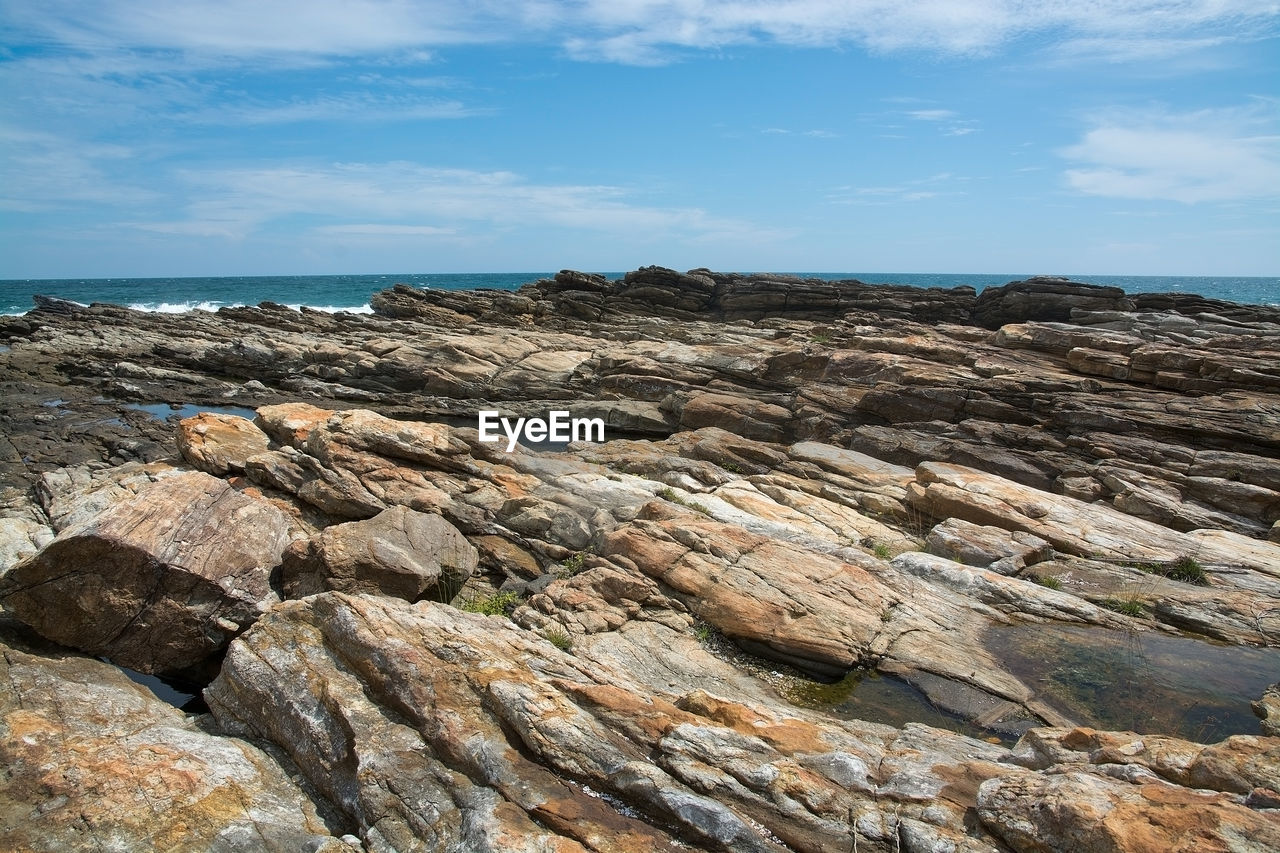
[1,272,1277,316]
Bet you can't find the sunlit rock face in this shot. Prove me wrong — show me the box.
[2,268,1278,851]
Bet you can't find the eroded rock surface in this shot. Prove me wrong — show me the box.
[0,471,292,675]
[282,505,477,600]
[0,628,355,852]
[2,269,1278,851]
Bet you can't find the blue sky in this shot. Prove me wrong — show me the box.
[2,1,1277,278]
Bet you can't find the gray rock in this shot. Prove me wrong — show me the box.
[925,517,1052,571]
[282,505,477,601]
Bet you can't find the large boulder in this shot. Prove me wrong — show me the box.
[973,277,1135,329]
[0,632,354,852]
[281,506,477,600]
[0,471,292,676]
[176,412,270,476]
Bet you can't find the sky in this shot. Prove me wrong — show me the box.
[1,1,1278,279]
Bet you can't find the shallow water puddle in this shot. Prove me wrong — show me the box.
[780,668,1012,742]
[986,623,1278,742]
[128,402,260,421]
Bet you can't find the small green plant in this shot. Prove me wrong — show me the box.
[722,461,743,474]
[1101,597,1145,618]
[557,551,586,578]
[544,627,573,652]
[872,543,892,560]
[1032,575,1062,590]
[692,621,718,644]
[658,486,712,516]
[1167,555,1208,585]
[459,590,519,617]
[1134,554,1209,586]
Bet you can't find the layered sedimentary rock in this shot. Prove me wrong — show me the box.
[1,268,1279,851]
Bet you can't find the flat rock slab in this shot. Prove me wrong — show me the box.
[977,769,1280,853]
[1,471,291,675]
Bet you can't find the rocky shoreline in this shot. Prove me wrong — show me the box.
[1,267,1277,851]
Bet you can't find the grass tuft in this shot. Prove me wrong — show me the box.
[1167,555,1208,585]
[658,486,711,516]
[557,551,586,579]
[1134,554,1210,586]
[1101,597,1145,618]
[458,590,519,617]
[544,627,573,652]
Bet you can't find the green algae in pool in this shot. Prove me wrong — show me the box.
[987,623,1279,742]
[780,668,1007,742]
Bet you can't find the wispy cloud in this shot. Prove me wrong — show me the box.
[125,161,785,245]
[1061,105,1280,203]
[906,109,957,121]
[6,1,1277,66]
[313,224,458,237]
[0,126,158,212]
[187,94,485,124]
[903,107,979,137]
[760,127,838,138]
[826,171,968,205]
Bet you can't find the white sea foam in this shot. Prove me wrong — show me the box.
[128,300,227,313]
[124,300,374,314]
[284,303,374,314]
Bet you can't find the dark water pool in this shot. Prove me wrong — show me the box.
[986,623,1278,742]
[117,665,208,714]
[783,670,1000,738]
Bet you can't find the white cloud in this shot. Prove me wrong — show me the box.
[188,94,484,124]
[313,224,457,236]
[826,171,966,204]
[126,161,783,245]
[906,109,957,121]
[0,126,157,211]
[1061,107,1280,203]
[5,1,1277,65]
[761,127,837,137]
[1046,35,1233,64]
[902,107,978,137]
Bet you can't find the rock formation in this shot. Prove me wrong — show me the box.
[1,268,1278,851]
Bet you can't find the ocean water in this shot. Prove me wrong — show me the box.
[1,271,1276,316]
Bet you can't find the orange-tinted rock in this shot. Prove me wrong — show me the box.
[0,634,353,852]
[176,412,270,476]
